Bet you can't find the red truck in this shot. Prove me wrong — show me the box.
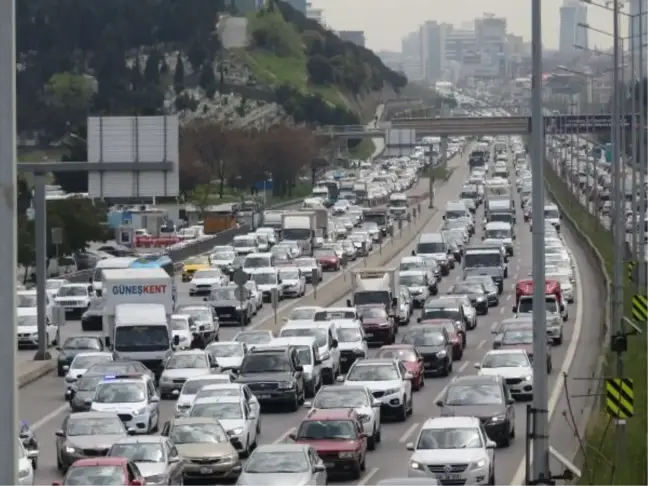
[512,279,567,321]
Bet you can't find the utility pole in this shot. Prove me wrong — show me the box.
[639,0,647,285]
[631,30,639,265]
[529,0,550,483]
[0,1,19,483]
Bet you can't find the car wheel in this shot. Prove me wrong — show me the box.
[368,427,376,450]
[397,400,408,422]
[555,334,563,345]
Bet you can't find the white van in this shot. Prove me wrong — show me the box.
[243,252,275,275]
[232,234,258,256]
[388,193,408,219]
[261,336,323,396]
[92,257,137,296]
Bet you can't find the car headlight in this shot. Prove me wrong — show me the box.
[353,348,366,356]
[278,381,295,389]
[227,427,244,436]
[477,296,485,302]
[383,387,400,396]
[410,460,424,470]
[489,414,507,423]
[524,375,533,382]
[339,451,356,459]
[65,445,77,454]
[133,406,147,415]
[437,350,447,357]
[357,414,371,423]
[473,458,488,469]
[146,474,166,484]
[18,468,30,479]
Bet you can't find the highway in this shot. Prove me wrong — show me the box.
[19,146,604,486]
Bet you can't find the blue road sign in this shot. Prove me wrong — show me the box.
[541,113,635,134]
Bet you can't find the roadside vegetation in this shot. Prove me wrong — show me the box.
[544,161,647,485]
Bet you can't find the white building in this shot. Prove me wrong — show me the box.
[559,0,588,55]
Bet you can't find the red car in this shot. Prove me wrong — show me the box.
[357,304,396,345]
[375,344,424,390]
[314,248,341,271]
[499,327,553,373]
[419,318,464,360]
[290,408,368,479]
[53,457,145,486]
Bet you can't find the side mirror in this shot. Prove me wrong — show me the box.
[314,358,322,365]
[405,442,415,451]
[512,305,517,312]
[304,401,313,408]
[474,363,481,369]
[288,432,297,441]
[486,440,497,449]
[62,365,69,372]
[331,339,338,348]
[314,464,327,472]
[169,455,180,463]
[173,335,180,346]
[336,375,345,383]
[346,299,352,307]
[435,400,443,407]
[105,336,111,348]
[371,399,381,407]
[131,480,144,486]
[296,364,304,372]
[52,482,62,486]
[150,395,159,403]
[411,250,416,256]
[55,429,65,438]
[417,317,422,323]
[507,398,516,405]
[403,372,413,380]
[127,427,137,436]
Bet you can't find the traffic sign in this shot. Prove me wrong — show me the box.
[542,114,636,135]
[605,378,634,419]
[233,268,248,287]
[631,294,647,323]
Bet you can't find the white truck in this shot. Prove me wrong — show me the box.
[262,210,284,230]
[353,182,368,203]
[102,268,176,377]
[282,211,317,256]
[347,268,400,318]
[301,208,328,247]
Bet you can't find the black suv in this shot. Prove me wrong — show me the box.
[235,346,305,411]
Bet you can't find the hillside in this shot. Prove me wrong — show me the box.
[235,0,408,125]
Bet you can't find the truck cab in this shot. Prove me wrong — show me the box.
[388,193,408,219]
[347,268,399,317]
[513,279,568,321]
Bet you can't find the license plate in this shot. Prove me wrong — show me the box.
[324,462,334,468]
[436,474,463,481]
[424,362,432,368]
[256,394,272,399]
[220,314,231,318]
[200,467,213,474]
[341,357,348,362]
[366,333,374,337]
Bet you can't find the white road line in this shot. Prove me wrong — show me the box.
[398,421,420,443]
[459,361,469,373]
[499,307,505,314]
[510,233,585,485]
[32,403,69,431]
[506,294,512,301]
[477,339,486,349]
[433,384,449,404]
[273,427,296,444]
[357,467,379,486]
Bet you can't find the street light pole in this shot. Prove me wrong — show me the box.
[631,30,639,264]
[530,0,550,482]
[639,0,647,283]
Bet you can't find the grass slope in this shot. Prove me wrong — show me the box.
[544,161,647,485]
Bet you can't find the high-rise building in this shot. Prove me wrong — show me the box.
[420,21,448,83]
[401,30,424,82]
[629,0,647,67]
[475,14,507,77]
[559,0,588,55]
[444,28,476,64]
[338,31,366,47]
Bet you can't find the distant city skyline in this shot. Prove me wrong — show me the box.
[309,0,629,52]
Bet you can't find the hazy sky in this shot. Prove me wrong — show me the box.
[312,0,627,51]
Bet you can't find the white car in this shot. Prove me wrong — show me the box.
[399,270,430,307]
[244,281,263,313]
[174,373,235,416]
[159,350,215,399]
[340,358,413,422]
[476,349,534,398]
[284,306,322,326]
[53,283,93,317]
[306,384,381,449]
[188,268,228,296]
[175,305,219,342]
[334,320,368,371]
[406,416,496,484]
[170,314,194,349]
[17,308,58,348]
[547,272,574,303]
[17,438,35,486]
[278,266,306,298]
[45,278,69,300]
[205,341,247,372]
[188,396,259,456]
[194,383,261,432]
[63,351,114,389]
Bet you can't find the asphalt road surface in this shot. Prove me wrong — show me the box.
[19,149,603,485]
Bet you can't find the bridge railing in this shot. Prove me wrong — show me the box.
[315,125,383,134]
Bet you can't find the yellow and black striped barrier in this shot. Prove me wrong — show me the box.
[632,294,647,323]
[627,261,637,281]
[605,378,634,419]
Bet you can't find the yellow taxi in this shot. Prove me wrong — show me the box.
[182,255,211,281]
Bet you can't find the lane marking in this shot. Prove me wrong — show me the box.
[32,403,69,431]
[499,307,505,314]
[357,467,379,486]
[459,361,469,373]
[273,427,296,444]
[398,421,420,443]
[477,339,486,349]
[506,294,512,301]
[433,384,449,404]
[510,229,585,485]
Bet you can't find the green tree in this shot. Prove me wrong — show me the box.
[53,137,89,193]
[17,215,35,283]
[200,62,217,99]
[42,72,94,136]
[189,184,214,218]
[307,55,334,85]
[144,50,161,84]
[173,55,185,95]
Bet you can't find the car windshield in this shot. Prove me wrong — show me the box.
[47,280,66,289]
[233,239,255,248]
[94,382,146,403]
[422,307,460,321]
[314,249,336,259]
[245,450,309,473]
[313,389,369,408]
[241,353,290,373]
[63,465,124,486]
[71,355,112,369]
[206,343,243,358]
[279,269,300,280]
[58,286,88,296]
[288,308,318,320]
[181,378,228,395]
[245,257,269,269]
[186,257,209,265]
[465,277,494,290]
[450,284,481,294]
[399,274,426,286]
[67,417,124,436]
[545,208,560,219]
[17,315,37,327]
[485,229,510,239]
[63,337,101,350]
[235,332,272,345]
[314,310,355,320]
[16,294,37,307]
[417,427,483,450]
[377,347,418,361]
[445,384,504,406]
[170,423,229,444]
[294,345,312,364]
[109,443,164,462]
[482,353,530,368]
[295,258,316,268]
[167,354,208,369]
[501,330,533,345]
[518,297,558,313]
[190,402,242,420]
[400,261,424,271]
[76,375,103,391]
[337,327,362,343]
[253,273,277,285]
[196,387,241,400]
[213,251,235,261]
[176,307,212,322]
[464,252,500,267]
[347,364,398,381]
[194,270,221,279]
[445,210,466,219]
[297,420,356,440]
[358,307,387,319]
[170,318,189,331]
[401,330,445,346]
[281,327,327,347]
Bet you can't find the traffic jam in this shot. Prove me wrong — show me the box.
[17,135,580,486]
